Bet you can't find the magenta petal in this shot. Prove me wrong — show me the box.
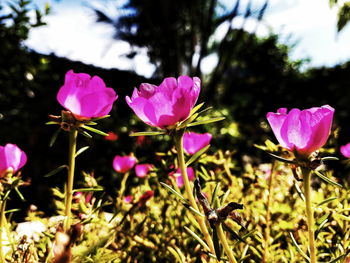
[280,108,311,152]
[135,164,153,178]
[57,70,117,118]
[175,167,195,188]
[158,77,178,99]
[183,132,212,155]
[299,106,334,155]
[113,155,137,173]
[267,105,334,157]
[266,110,289,149]
[341,143,350,158]
[126,76,201,128]
[138,83,157,99]
[126,96,157,127]
[78,89,117,117]
[0,144,27,176]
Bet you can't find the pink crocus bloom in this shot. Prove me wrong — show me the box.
[183,132,212,155]
[266,105,334,158]
[340,143,350,158]
[112,155,137,173]
[126,76,200,128]
[175,167,195,188]
[0,143,27,176]
[135,164,153,178]
[57,70,118,119]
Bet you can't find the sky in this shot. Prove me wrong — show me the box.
[23,0,350,77]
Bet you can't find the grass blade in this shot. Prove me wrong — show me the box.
[289,232,310,262]
[186,145,210,166]
[160,182,187,202]
[212,226,222,261]
[314,170,342,188]
[130,131,165,136]
[82,125,108,136]
[187,117,225,127]
[49,128,61,147]
[44,165,68,178]
[75,146,89,158]
[184,226,210,251]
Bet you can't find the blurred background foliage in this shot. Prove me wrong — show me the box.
[1,0,350,219]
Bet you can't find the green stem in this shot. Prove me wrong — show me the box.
[302,167,317,263]
[174,129,217,258]
[263,161,275,263]
[118,172,130,207]
[0,200,6,262]
[64,128,78,232]
[216,223,237,263]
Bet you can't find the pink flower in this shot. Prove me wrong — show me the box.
[135,164,153,178]
[105,132,118,141]
[112,155,137,173]
[126,76,200,128]
[124,195,133,204]
[266,105,334,157]
[57,70,118,119]
[0,144,27,176]
[340,143,350,158]
[174,167,195,188]
[183,132,212,155]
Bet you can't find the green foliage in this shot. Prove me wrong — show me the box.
[330,0,350,32]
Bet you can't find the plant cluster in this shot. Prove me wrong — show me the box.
[1,70,350,263]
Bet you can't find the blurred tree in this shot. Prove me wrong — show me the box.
[330,0,350,32]
[93,0,268,79]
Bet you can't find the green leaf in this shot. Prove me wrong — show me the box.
[84,121,97,126]
[190,102,205,116]
[73,187,104,193]
[160,182,187,202]
[90,115,110,121]
[222,222,245,243]
[185,145,210,166]
[294,183,305,202]
[130,131,165,136]
[167,246,184,263]
[289,232,310,262]
[221,189,230,206]
[212,227,222,261]
[82,125,108,136]
[15,187,25,201]
[49,128,61,147]
[182,203,205,217]
[178,113,199,128]
[184,226,210,251]
[337,2,350,32]
[78,128,92,138]
[44,165,68,178]
[198,166,211,181]
[321,156,339,162]
[328,251,350,263]
[315,218,328,239]
[187,117,225,127]
[317,197,337,207]
[46,121,58,125]
[197,106,213,116]
[266,152,295,164]
[314,170,343,188]
[5,208,21,214]
[75,146,89,158]
[240,230,257,240]
[210,182,221,208]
